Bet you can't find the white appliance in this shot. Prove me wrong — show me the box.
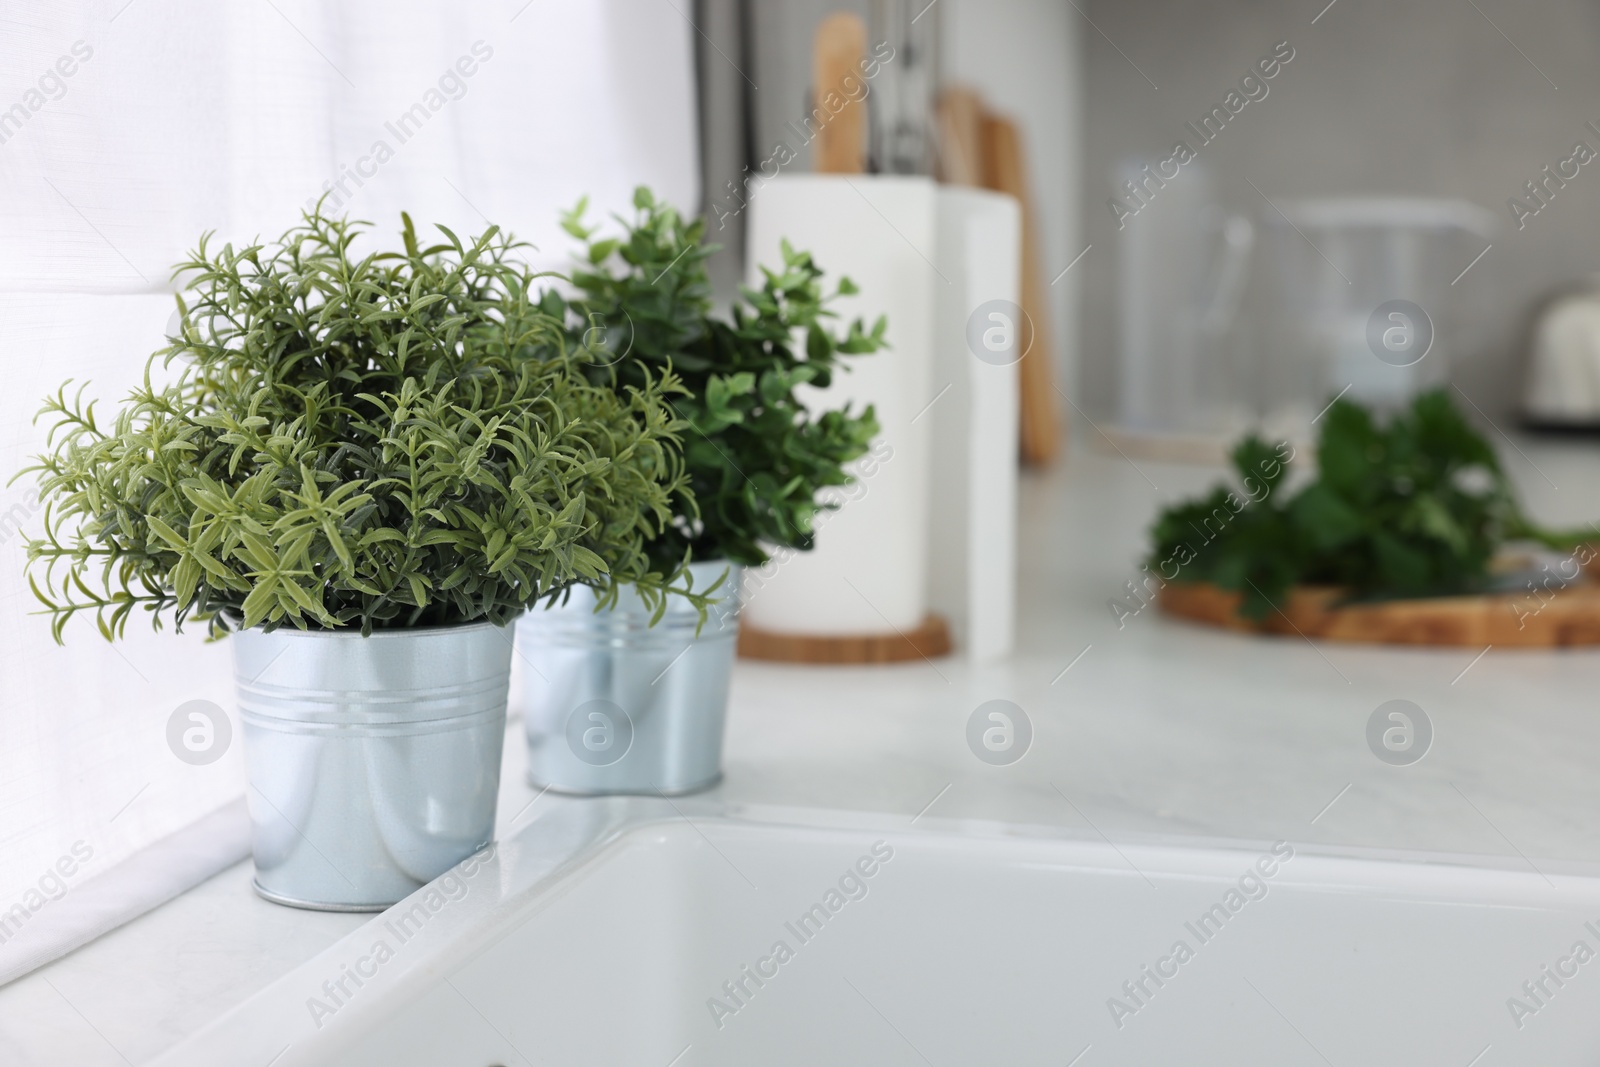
[1524,278,1600,426]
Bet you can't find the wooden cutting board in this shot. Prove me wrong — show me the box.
[976,113,1061,466]
[1158,580,1600,647]
[738,614,952,664]
[936,84,1063,466]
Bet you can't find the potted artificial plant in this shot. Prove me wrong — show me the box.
[516,187,885,795]
[20,209,694,910]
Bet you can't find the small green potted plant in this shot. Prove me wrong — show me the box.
[516,187,884,794]
[19,208,693,909]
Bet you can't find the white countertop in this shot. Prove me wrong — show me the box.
[7,435,1600,1064]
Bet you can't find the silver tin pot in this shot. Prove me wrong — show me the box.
[517,561,741,796]
[234,621,512,911]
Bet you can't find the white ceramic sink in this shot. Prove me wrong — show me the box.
[153,800,1600,1066]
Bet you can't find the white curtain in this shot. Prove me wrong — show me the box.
[0,0,698,979]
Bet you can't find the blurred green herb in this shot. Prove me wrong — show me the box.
[1148,389,1590,618]
[547,186,885,570]
[19,207,697,641]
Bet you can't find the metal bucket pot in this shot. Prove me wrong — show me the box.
[517,561,741,796]
[234,621,512,911]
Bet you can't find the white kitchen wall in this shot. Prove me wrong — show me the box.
[1078,0,1600,421]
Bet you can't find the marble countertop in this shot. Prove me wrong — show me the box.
[8,436,1600,1064]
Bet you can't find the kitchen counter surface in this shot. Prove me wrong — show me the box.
[7,435,1600,1063]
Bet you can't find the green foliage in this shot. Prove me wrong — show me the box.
[546,186,885,569]
[1148,389,1587,618]
[20,208,698,641]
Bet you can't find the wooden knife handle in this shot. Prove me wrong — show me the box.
[812,12,868,174]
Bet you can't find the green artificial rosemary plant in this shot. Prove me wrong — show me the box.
[1148,389,1591,618]
[544,186,885,573]
[19,208,698,640]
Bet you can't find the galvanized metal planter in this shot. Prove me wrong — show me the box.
[234,621,512,911]
[517,561,741,796]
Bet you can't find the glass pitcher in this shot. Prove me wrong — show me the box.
[1114,164,1256,454]
[1261,197,1496,430]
